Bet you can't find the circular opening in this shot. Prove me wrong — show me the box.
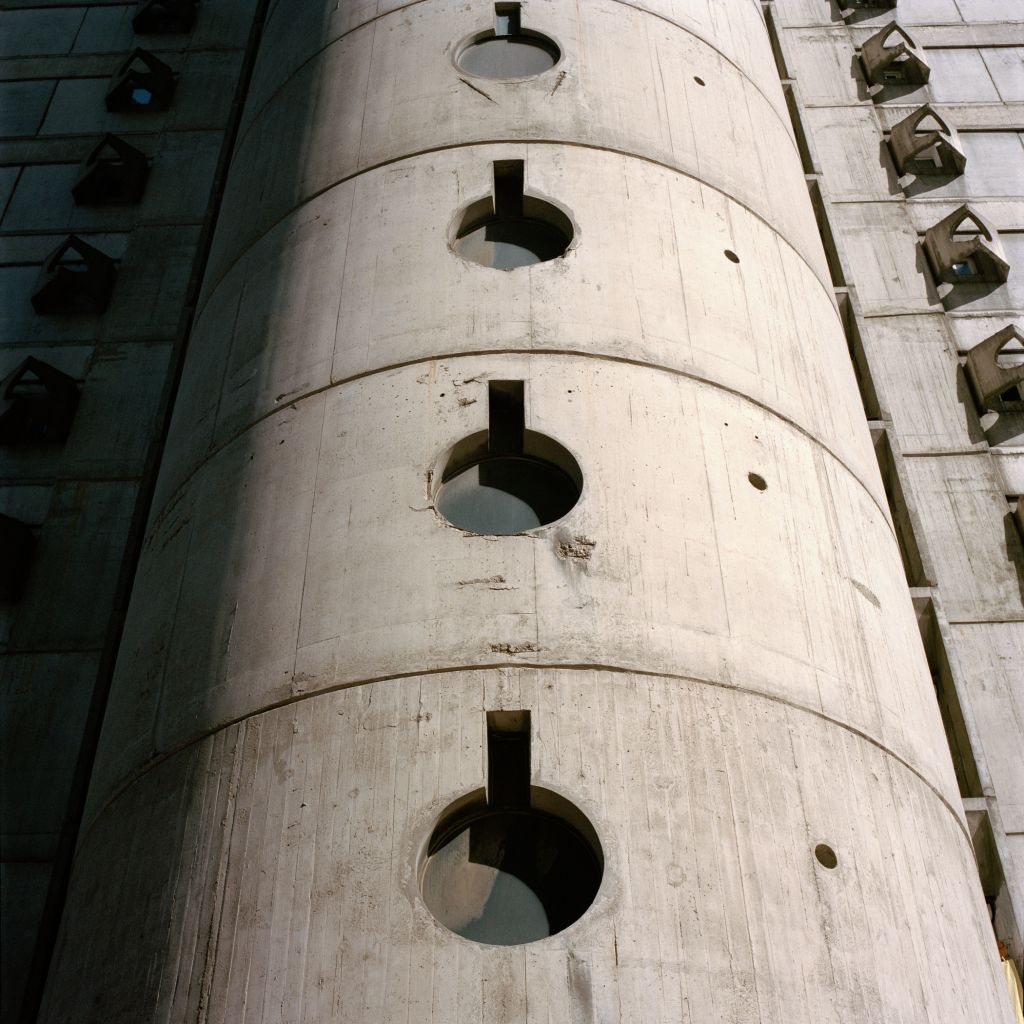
[814,843,838,869]
[748,472,767,491]
[455,218,569,269]
[130,87,154,107]
[435,429,582,534]
[453,196,574,270]
[457,32,560,80]
[724,249,740,263]
[421,788,603,945]
[694,76,706,86]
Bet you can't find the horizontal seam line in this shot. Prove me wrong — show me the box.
[80,660,972,849]
[898,450,995,458]
[152,346,896,553]
[945,618,1024,624]
[195,137,829,321]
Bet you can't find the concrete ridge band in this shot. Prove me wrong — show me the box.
[80,660,972,855]
[152,347,897,555]
[197,137,830,330]
[242,0,792,164]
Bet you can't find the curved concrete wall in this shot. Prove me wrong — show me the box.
[40,673,1010,1024]
[41,1,1015,1021]
[206,0,815,290]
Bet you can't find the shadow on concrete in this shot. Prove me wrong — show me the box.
[1003,511,1024,606]
[941,278,1008,312]
[877,138,903,195]
[984,406,1024,448]
[903,171,961,199]
[830,3,894,27]
[914,242,944,308]
[954,365,988,446]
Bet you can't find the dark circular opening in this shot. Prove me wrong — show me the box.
[457,33,560,80]
[455,213,572,269]
[694,76,706,86]
[724,249,740,263]
[814,843,838,869]
[748,472,767,491]
[437,454,580,534]
[421,790,603,945]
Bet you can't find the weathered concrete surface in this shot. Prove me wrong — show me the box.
[36,0,1018,1021]
[207,0,811,288]
[773,0,1024,1002]
[86,353,953,808]
[158,147,867,510]
[46,672,1010,1024]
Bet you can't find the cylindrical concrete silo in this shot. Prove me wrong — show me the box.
[40,1,1015,1021]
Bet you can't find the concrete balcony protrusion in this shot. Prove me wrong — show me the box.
[72,134,151,206]
[0,357,80,445]
[861,22,930,88]
[964,325,1024,411]
[923,205,1010,286]
[30,235,118,316]
[105,48,177,113]
[889,105,966,177]
[133,0,198,35]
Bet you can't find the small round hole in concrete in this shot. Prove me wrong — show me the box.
[724,249,740,263]
[748,472,767,491]
[815,844,838,869]
[694,76,705,86]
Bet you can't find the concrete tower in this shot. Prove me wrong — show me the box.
[26,1,1017,1021]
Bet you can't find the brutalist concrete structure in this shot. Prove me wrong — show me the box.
[2,1,1022,1022]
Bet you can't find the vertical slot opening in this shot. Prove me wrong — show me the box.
[486,710,531,809]
[493,161,525,220]
[494,3,521,37]
[487,379,525,455]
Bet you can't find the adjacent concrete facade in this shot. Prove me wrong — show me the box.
[1,1,262,1019]
[769,0,1024,997]
[2,1,1021,1022]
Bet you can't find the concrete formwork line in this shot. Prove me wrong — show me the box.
[195,137,824,318]
[77,660,975,856]
[147,347,897,557]
[236,0,792,162]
